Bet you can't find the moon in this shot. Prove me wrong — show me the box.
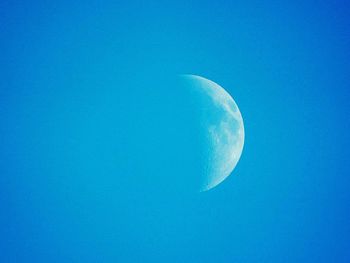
[180,75,245,192]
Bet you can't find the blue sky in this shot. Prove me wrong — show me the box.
[1,1,350,262]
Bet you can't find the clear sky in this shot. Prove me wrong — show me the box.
[1,1,350,262]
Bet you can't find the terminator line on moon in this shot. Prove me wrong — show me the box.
[180,75,245,192]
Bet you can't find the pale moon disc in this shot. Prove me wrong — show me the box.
[180,75,245,192]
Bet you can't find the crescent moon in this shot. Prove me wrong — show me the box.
[180,75,245,192]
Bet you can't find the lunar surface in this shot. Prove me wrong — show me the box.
[180,75,245,192]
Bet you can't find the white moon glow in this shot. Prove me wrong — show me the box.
[181,75,245,192]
